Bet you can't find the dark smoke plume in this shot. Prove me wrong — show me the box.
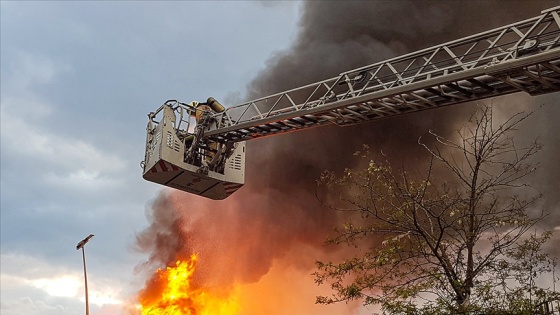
[135,1,559,312]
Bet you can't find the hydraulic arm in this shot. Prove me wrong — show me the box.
[205,6,560,143]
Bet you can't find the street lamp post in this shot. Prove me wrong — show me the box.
[76,234,94,315]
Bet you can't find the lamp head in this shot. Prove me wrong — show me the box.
[76,234,95,250]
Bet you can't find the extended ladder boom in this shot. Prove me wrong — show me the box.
[204,6,560,143]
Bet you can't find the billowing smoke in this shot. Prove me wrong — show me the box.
[135,1,559,313]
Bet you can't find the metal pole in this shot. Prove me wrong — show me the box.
[76,234,94,315]
[81,246,89,315]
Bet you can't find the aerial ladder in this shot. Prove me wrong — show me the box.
[142,6,560,200]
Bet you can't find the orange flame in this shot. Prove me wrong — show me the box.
[138,254,239,315]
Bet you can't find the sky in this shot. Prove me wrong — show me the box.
[1,2,559,315]
[1,1,301,314]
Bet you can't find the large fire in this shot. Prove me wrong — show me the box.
[138,254,240,315]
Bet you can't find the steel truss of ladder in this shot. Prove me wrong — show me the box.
[204,6,560,144]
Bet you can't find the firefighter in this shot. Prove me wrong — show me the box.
[188,97,226,169]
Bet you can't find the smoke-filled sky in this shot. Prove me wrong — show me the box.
[1,1,559,315]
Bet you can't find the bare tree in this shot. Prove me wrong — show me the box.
[314,104,558,314]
